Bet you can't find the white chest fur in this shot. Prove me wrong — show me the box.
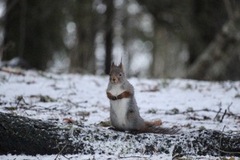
[109,84,129,126]
[109,84,123,96]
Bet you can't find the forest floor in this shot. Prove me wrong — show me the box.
[0,69,240,160]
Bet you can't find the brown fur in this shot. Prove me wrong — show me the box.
[106,91,132,100]
[139,120,180,134]
[145,120,163,127]
[107,92,117,100]
[116,91,132,99]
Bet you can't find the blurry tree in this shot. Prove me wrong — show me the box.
[187,0,240,80]
[115,0,154,77]
[137,0,240,80]
[104,0,114,75]
[69,0,97,73]
[2,0,239,80]
[3,0,65,70]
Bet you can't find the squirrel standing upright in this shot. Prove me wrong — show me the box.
[106,62,178,134]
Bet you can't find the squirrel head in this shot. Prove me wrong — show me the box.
[109,62,125,84]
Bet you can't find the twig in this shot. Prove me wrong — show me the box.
[15,96,28,108]
[172,153,181,159]
[0,67,25,76]
[54,143,68,160]
[220,109,227,123]
[215,146,240,155]
[214,108,222,121]
[175,104,240,120]
[62,155,71,160]
[119,155,150,159]
[227,102,233,114]
[218,125,226,156]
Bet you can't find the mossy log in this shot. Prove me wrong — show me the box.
[0,112,239,157]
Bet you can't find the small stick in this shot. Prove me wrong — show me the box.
[214,108,222,121]
[220,109,227,123]
[54,144,68,160]
[0,67,25,76]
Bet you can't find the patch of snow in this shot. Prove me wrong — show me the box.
[0,70,239,159]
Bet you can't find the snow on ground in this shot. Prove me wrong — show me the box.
[0,154,228,160]
[0,69,240,159]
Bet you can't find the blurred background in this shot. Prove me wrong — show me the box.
[0,0,240,80]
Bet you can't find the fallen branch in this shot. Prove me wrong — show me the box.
[0,67,25,76]
[168,105,240,120]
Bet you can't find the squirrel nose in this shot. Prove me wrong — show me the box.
[111,76,117,83]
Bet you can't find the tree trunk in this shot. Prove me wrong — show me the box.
[187,16,240,80]
[3,0,23,60]
[69,0,96,74]
[0,112,239,157]
[3,0,65,70]
[104,0,114,75]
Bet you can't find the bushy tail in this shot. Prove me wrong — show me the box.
[140,120,180,134]
[142,126,180,134]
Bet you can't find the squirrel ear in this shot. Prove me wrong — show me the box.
[119,61,123,70]
[119,57,123,67]
[111,62,115,67]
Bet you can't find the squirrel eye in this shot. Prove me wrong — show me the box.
[119,73,122,77]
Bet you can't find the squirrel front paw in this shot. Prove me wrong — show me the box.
[112,96,117,100]
[107,92,118,100]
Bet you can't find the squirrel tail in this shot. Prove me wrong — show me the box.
[142,126,180,134]
[139,120,180,134]
[144,120,163,127]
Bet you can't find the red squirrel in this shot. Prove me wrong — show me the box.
[106,62,179,134]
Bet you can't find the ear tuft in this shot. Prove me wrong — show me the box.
[119,61,122,67]
[111,62,115,67]
[119,61,123,70]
